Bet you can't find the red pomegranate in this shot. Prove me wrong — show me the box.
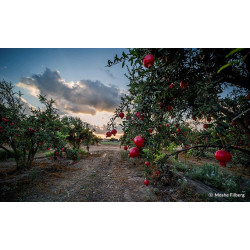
[111,129,117,135]
[144,179,150,186]
[134,135,145,148]
[214,149,232,166]
[166,124,169,127]
[129,147,139,158]
[2,118,9,122]
[145,161,150,166]
[156,170,160,176]
[119,112,124,119]
[168,105,172,111]
[106,131,112,137]
[143,54,155,69]
[123,145,128,151]
[169,83,174,89]
[177,128,181,133]
[148,128,153,133]
[192,116,196,121]
[203,124,208,129]
[180,80,188,89]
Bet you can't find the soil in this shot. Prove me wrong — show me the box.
[0,145,205,202]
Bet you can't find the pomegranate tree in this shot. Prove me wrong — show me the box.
[106,48,250,180]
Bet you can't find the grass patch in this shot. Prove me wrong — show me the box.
[45,151,54,157]
[0,149,23,161]
[121,150,128,161]
[171,160,249,199]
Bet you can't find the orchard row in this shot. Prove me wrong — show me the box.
[0,81,99,170]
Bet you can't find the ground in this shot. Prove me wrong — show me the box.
[0,144,205,202]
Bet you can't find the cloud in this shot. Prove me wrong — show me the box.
[20,97,36,115]
[90,123,123,134]
[17,68,124,115]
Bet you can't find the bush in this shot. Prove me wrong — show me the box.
[0,149,22,161]
[66,148,80,161]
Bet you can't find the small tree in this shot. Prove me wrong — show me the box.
[61,116,96,153]
[0,81,67,169]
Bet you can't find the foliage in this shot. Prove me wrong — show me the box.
[0,81,66,169]
[106,48,250,173]
[61,116,98,152]
[0,81,98,169]
[172,161,244,195]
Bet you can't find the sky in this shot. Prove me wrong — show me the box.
[0,48,130,137]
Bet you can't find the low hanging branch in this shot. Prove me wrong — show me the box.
[0,145,12,155]
[163,144,250,161]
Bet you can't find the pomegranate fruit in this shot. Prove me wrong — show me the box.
[203,124,208,129]
[148,128,153,133]
[168,105,172,111]
[145,161,150,166]
[106,131,112,137]
[214,149,232,166]
[123,145,128,150]
[134,135,145,148]
[180,80,188,89]
[111,129,117,135]
[143,54,154,69]
[144,179,150,186]
[169,83,174,89]
[177,128,181,133]
[119,112,124,119]
[129,147,139,158]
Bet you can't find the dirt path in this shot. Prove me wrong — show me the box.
[22,145,156,202]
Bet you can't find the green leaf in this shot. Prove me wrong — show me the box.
[217,63,232,73]
[217,60,242,73]
[225,48,244,58]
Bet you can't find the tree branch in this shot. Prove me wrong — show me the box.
[164,144,250,160]
[0,145,12,155]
